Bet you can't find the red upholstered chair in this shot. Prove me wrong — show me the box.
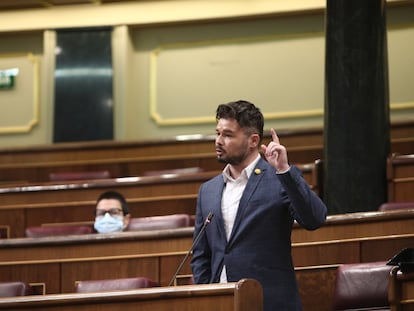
[378,202,414,211]
[49,170,111,182]
[332,261,392,310]
[0,282,32,297]
[75,277,158,293]
[25,225,93,238]
[126,214,191,231]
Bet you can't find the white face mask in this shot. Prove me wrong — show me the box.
[94,213,124,233]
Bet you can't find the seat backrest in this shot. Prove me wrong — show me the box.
[0,282,32,297]
[49,170,111,182]
[126,214,191,231]
[25,225,93,238]
[332,261,392,310]
[75,277,158,293]
[378,201,414,211]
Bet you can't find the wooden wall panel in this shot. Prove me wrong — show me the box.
[0,263,60,294]
[296,266,338,311]
[61,258,159,293]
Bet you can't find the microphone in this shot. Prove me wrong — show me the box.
[168,212,214,286]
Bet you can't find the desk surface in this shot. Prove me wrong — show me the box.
[0,279,263,311]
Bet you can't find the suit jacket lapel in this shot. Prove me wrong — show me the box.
[211,177,227,241]
[227,158,267,245]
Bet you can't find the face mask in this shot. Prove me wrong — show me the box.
[94,213,124,233]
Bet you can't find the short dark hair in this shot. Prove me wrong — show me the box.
[216,100,264,143]
[96,191,129,216]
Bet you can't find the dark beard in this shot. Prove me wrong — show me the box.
[217,152,247,166]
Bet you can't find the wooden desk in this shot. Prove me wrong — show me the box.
[389,267,414,311]
[0,228,194,292]
[0,171,217,207]
[0,153,223,184]
[0,161,321,238]
[0,210,413,311]
[0,130,320,183]
[0,190,199,238]
[0,172,215,238]
[0,233,412,311]
[0,126,325,183]
[0,209,412,309]
[0,120,412,184]
[0,279,263,311]
[291,208,414,243]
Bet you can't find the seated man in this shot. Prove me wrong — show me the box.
[94,191,131,233]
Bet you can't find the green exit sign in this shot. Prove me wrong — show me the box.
[0,68,19,90]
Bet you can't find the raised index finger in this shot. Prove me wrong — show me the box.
[270,128,280,144]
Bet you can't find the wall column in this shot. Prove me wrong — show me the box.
[324,0,390,214]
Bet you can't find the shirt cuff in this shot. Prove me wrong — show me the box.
[276,166,291,174]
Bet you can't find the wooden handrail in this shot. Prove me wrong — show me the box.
[0,279,263,311]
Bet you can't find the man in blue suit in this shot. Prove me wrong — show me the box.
[190,100,327,311]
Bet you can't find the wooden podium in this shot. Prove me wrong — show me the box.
[0,279,263,311]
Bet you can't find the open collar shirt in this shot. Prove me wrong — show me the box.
[219,154,261,282]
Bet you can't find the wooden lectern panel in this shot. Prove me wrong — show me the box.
[388,267,414,311]
[0,279,263,311]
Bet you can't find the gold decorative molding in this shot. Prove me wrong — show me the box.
[149,31,325,126]
[390,101,414,110]
[149,22,414,126]
[0,53,40,134]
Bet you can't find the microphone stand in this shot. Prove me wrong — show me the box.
[168,212,214,286]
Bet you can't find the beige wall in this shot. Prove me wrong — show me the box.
[0,0,413,147]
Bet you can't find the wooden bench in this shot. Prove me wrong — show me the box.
[0,120,412,184]
[0,279,263,311]
[0,171,216,238]
[0,192,198,238]
[0,128,323,183]
[0,161,321,238]
[0,209,413,310]
[0,171,217,206]
[0,126,324,165]
[0,232,411,310]
[291,208,414,243]
[0,154,224,183]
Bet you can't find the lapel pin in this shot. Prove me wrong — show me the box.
[254,168,261,175]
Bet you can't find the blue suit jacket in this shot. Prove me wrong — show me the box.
[190,158,327,311]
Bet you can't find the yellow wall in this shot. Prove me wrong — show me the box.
[0,0,413,147]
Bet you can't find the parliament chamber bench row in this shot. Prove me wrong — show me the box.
[23,213,194,237]
[0,265,412,311]
[0,150,413,238]
[0,208,413,310]
[0,127,324,183]
[1,150,413,238]
[0,161,322,238]
[0,121,412,184]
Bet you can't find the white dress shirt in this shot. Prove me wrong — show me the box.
[219,154,261,283]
